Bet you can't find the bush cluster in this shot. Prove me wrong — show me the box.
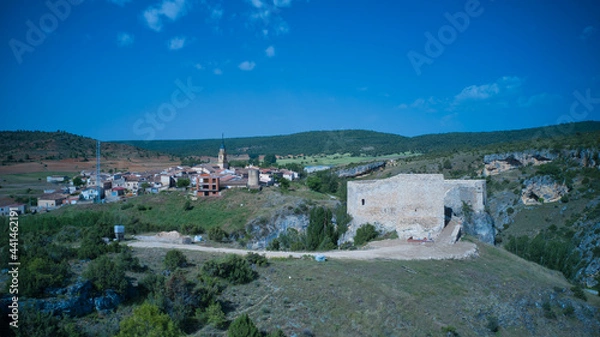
[202,254,257,285]
[354,223,379,246]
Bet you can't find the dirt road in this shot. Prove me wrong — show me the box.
[128,220,478,261]
[128,239,478,261]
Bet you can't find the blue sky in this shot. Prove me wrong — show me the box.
[1,0,599,141]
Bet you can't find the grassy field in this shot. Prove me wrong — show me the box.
[78,241,600,337]
[0,171,75,200]
[277,152,418,167]
[50,183,336,236]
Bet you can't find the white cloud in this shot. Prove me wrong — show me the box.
[107,0,132,6]
[265,45,275,57]
[213,68,223,75]
[453,76,523,103]
[194,63,204,70]
[273,0,292,7]
[238,61,256,71]
[397,97,440,113]
[211,8,223,20]
[116,32,134,46]
[251,0,265,8]
[357,87,368,92]
[246,0,293,37]
[143,0,189,32]
[580,25,597,40]
[168,36,186,50]
[454,83,500,102]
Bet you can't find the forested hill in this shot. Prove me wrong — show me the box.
[0,130,161,164]
[115,121,600,157]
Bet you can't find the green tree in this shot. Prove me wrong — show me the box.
[275,175,290,191]
[206,302,227,329]
[176,178,190,188]
[263,154,277,167]
[228,314,261,337]
[116,302,181,337]
[306,175,322,192]
[306,207,337,250]
[164,250,187,271]
[72,176,85,187]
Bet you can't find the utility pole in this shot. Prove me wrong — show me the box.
[96,140,101,204]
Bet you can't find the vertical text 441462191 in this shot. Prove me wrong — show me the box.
[8,208,20,329]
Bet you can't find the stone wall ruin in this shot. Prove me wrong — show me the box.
[347,174,486,241]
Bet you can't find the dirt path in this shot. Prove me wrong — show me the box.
[128,221,479,261]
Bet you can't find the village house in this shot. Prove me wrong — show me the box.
[80,187,104,201]
[0,203,26,216]
[196,174,220,197]
[47,175,68,183]
[38,193,68,210]
[124,175,141,193]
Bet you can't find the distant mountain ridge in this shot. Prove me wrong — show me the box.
[116,121,600,157]
[0,130,161,164]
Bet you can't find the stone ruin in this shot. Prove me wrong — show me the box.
[346,174,486,241]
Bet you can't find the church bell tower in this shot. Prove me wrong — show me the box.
[218,133,228,169]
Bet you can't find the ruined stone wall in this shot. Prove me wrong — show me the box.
[443,180,486,213]
[347,174,445,240]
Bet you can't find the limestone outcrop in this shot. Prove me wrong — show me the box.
[521,175,568,205]
[336,161,385,178]
[483,150,557,176]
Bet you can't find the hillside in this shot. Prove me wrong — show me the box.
[116,121,600,157]
[0,130,163,165]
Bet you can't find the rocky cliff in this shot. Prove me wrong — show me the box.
[483,150,557,176]
[521,175,569,205]
[336,161,386,178]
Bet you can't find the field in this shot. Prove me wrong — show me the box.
[276,152,418,167]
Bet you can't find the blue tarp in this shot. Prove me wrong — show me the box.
[315,254,326,262]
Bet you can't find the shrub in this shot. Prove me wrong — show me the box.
[208,227,229,242]
[506,207,515,215]
[245,252,269,267]
[206,302,227,329]
[202,254,257,284]
[267,330,287,337]
[267,238,280,251]
[164,250,187,271]
[354,224,378,246]
[19,257,70,298]
[228,314,261,337]
[121,203,134,210]
[441,325,458,336]
[116,247,144,272]
[486,316,499,332]
[571,286,587,301]
[83,255,128,294]
[563,304,575,317]
[116,302,180,337]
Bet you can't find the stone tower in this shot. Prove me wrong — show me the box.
[218,133,229,169]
